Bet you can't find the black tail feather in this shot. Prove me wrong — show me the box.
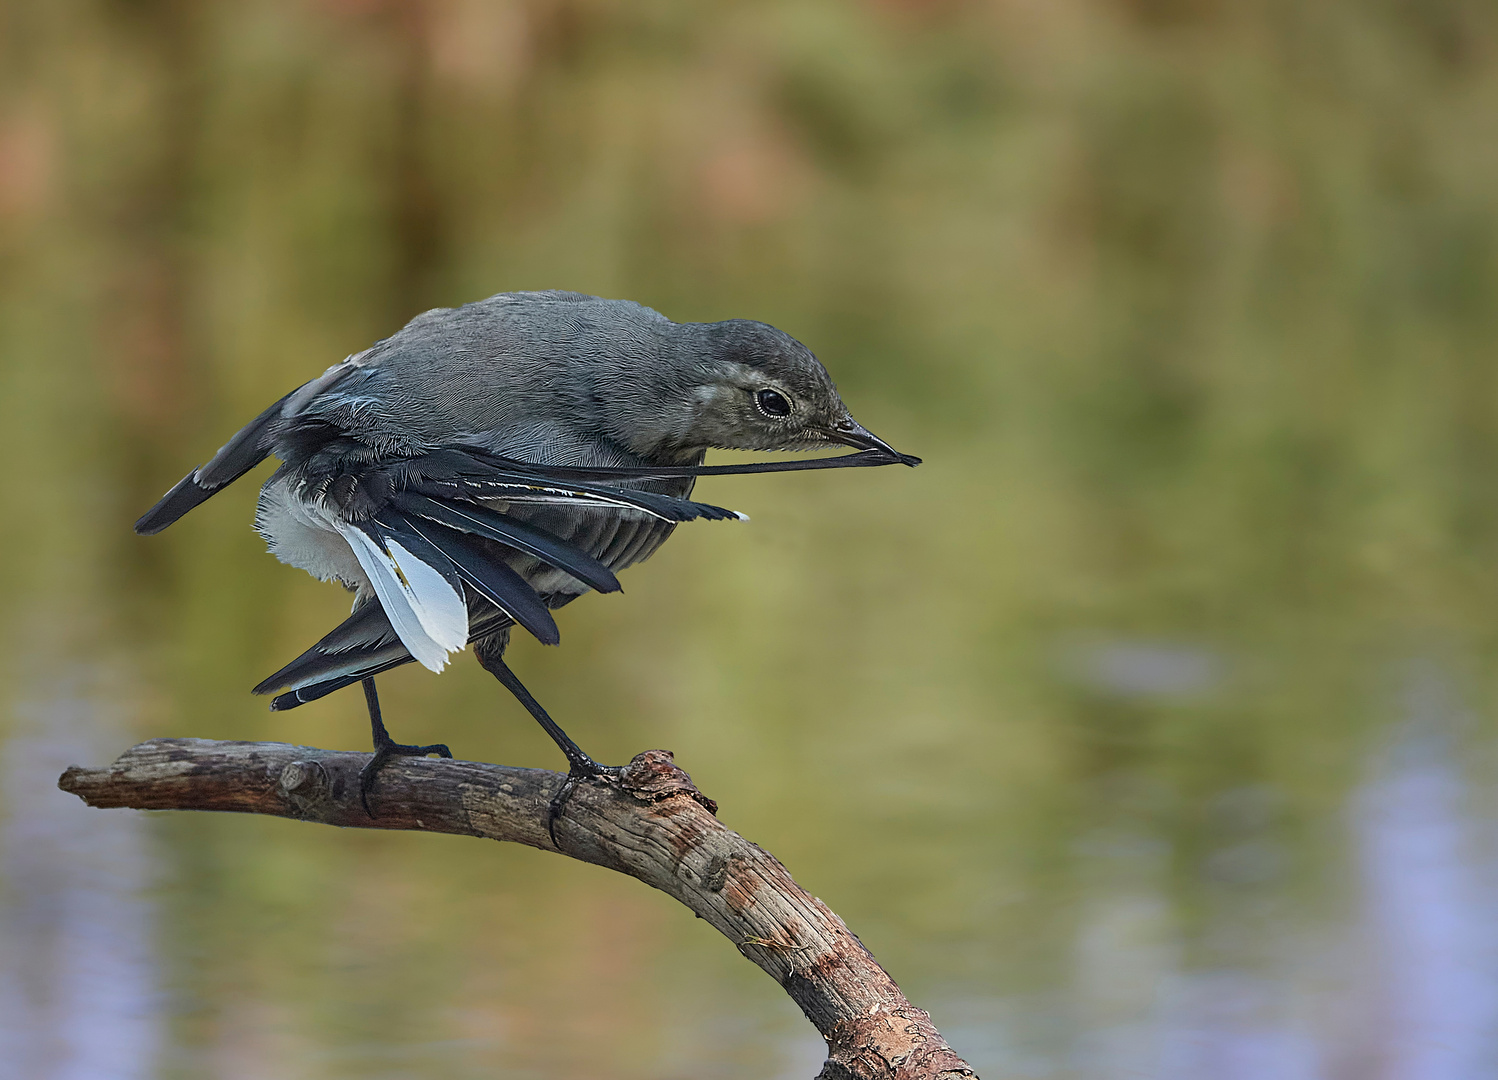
[259,600,518,709]
[269,659,408,711]
[251,599,402,696]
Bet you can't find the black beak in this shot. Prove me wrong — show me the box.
[829,417,921,466]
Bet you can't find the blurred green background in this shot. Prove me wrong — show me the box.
[4,1,1498,1077]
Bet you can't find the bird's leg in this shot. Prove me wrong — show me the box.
[479,654,621,844]
[485,656,602,774]
[358,677,452,817]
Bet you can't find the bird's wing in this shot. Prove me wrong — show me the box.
[361,447,736,658]
[465,448,921,479]
[334,518,470,672]
[388,492,621,594]
[134,392,295,534]
[380,512,559,643]
[326,501,589,672]
[395,447,746,523]
[252,446,745,704]
[134,359,364,535]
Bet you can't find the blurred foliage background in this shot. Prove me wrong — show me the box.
[4,1,1498,1077]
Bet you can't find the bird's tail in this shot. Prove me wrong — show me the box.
[253,599,517,711]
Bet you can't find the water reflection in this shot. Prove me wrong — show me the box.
[1353,666,1498,1080]
[1060,639,1227,703]
[3,676,1474,1078]
[1035,662,1498,1080]
[0,678,160,1080]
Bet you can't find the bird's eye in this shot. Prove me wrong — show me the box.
[755,388,792,418]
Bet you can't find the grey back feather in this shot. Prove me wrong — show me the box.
[292,291,687,464]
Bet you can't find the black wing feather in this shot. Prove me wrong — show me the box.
[401,449,742,523]
[134,390,295,535]
[390,492,621,594]
[473,447,921,478]
[376,511,560,646]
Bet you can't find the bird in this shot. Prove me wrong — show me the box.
[134,290,917,825]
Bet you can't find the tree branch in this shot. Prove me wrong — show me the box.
[58,739,977,1080]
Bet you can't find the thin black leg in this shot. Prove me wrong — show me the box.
[358,677,452,817]
[484,657,603,775]
[479,655,620,844]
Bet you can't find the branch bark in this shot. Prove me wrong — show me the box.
[58,739,977,1080]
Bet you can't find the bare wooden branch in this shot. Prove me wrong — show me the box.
[58,739,977,1080]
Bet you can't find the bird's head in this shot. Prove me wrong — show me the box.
[632,318,907,461]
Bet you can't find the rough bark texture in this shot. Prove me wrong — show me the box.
[58,739,977,1080]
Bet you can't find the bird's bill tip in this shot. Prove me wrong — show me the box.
[829,417,920,466]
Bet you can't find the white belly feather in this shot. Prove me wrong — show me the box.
[255,474,370,595]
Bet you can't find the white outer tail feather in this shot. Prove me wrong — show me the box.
[337,523,469,672]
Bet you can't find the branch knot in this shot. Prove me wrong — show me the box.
[620,749,718,815]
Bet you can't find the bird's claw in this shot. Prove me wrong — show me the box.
[547,759,624,848]
[359,741,453,817]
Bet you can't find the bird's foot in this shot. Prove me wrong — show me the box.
[547,757,625,848]
[359,738,453,817]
